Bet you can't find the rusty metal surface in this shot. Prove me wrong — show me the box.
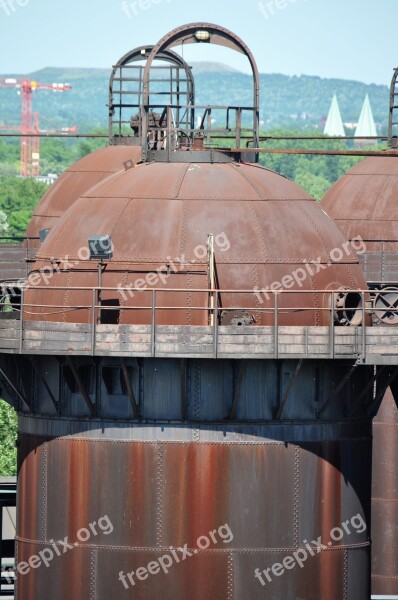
[25,161,367,326]
[321,156,398,597]
[322,155,398,245]
[16,415,372,600]
[25,145,142,243]
[372,388,398,595]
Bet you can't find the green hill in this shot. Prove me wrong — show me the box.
[0,64,390,132]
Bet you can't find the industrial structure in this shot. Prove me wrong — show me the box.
[0,23,397,600]
[0,78,73,177]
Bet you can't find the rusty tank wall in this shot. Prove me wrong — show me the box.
[322,155,398,597]
[14,356,374,600]
[372,389,398,595]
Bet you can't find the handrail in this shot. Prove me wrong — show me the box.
[0,286,395,363]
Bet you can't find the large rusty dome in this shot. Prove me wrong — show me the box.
[25,160,367,326]
[26,145,141,242]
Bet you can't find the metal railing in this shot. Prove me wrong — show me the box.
[141,104,259,154]
[0,286,379,361]
[0,234,39,266]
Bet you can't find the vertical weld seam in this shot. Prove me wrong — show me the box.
[156,443,164,547]
[118,271,128,325]
[293,446,300,547]
[343,547,348,599]
[173,164,190,199]
[179,199,189,259]
[14,538,18,598]
[90,547,97,600]
[248,202,270,261]
[252,264,261,324]
[343,262,356,290]
[41,441,47,541]
[63,273,73,324]
[227,551,233,600]
[309,274,321,326]
[186,273,193,325]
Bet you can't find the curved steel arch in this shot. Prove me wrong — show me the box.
[109,45,195,144]
[141,23,260,159]
[389,66,398,148]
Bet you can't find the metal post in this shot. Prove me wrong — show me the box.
[206,108,212,147]
[208,234,215,326]
[167,106,173,161]
[330,291,335,359]
[151,290,156,358]
[274,293,278,359]
[26,236,30,275]
[362,291,366,362]
[381,240,385,283]
[91,288,96,356]
[213,293,218,359]
[19,286,24,353]
[236,108,242,149]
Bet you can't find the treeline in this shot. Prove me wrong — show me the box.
[259,129,376,200]
[0,133,107,178]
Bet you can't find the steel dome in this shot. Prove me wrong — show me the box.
[322,156,398,245]
[25,160,367,326]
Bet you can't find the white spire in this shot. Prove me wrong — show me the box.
[324,94,345,137]
[355,94,377,138]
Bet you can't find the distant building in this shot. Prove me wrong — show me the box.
[35,173,58,185]
[355,94,377,146]
[324,94,345,137]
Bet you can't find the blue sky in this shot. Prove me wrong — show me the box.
[0,0,396,85]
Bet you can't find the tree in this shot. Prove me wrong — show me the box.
[0,210,9,232]
[0,400,17,476]
[295,172,331,201]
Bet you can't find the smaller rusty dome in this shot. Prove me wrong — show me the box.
[322,155,398,247]
[26,146,141,244]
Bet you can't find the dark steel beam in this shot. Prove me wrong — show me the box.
[65,357,95,416]
[120,358,139,418]
[274,359,304,420]
[0,365,30,411]
[29,357,59,415]
[180,359,187,421]
[317,363,358,418]
[229,361,246,420]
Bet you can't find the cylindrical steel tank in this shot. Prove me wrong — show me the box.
[322,155,398,596]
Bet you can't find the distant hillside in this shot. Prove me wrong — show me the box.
[0,63,390,132]
[190,62,240,74]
